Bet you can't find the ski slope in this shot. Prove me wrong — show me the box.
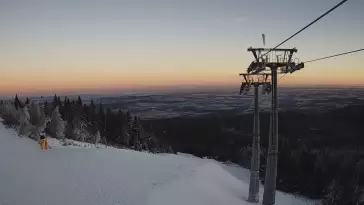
[0,122,317,205]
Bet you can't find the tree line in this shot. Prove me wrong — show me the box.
[145,107,364,204]
[0,94,172,153]
[1,94,363,204]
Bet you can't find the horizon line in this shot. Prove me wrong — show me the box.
[1,84,364,99]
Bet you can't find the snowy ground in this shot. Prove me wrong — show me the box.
[0,123,317,205]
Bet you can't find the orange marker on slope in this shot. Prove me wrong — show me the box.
[39,135,48,150]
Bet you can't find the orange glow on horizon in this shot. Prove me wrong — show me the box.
[1,67,364,96]
[2,54,364,96]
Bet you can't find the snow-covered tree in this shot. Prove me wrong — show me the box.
[29,102,41,125]
[14,94,20,110]
[64,115,93,142]
[65,118,78,140]
[19,106,31,135]
[29,117,50,140]
[0,101,9,115]
[25,97,30,105]
[94,131,101,147]
[20,106,30,124]
[49,106,65,139]
[0,102,19,126]
[39,105,46,122]
[0,102,35,134]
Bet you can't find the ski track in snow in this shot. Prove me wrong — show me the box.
[0,123,317,205]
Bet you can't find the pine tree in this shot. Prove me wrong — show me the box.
[29,115,50,141]
[73,96,83,121]
[105,108,112,138]
[70,117,89,142]
[64,99,77,139]
[65,118,75,140]
[94,131,101,147]
[126,110,132,124]
[82,103,88,117]
[114,109,128,146]
[25,97,30,105]
[29,102,41,125]
[52,94,58,108]
[49,106,65,139]
[90,100,96,110]
[14,94,20,110]
[62,97,71,119]
[0,101,20,126]
[131,116,141,150]
[88,100,97,133]
[19,106,31,135]
[63,97,70,107]
[57,97,63,117]
[77,96,82,107]
[57,97,62,107]
[98,103,105,137]
[44,101,50,116]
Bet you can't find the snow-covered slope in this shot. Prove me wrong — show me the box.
[0,122,316,205]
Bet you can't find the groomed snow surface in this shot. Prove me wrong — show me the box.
[0,122,317,205]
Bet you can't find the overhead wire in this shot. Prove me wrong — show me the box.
[279,48,364,83]
[303,48,364,64]
[250,0,350,83]
[271,0,349,82]
[258,0,348,61]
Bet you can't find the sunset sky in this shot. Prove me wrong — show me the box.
[1,0,363,95]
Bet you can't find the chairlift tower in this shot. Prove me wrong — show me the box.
[246,47,304,205]
[239,73,271,203]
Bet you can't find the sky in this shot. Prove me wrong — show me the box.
[0,0,363,96]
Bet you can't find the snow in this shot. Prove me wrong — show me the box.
[47,137,100,149]
[0,122,317,205]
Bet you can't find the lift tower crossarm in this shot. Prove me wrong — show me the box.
[247,47,298,74]
[248,47,297,52]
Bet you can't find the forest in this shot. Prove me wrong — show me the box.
[0,95,172,153]
[144,104,364,204]
[1,94,363,204]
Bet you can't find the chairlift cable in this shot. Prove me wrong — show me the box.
[303,48,364,64]
[258,0,348,61]
[278,48,363,82]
